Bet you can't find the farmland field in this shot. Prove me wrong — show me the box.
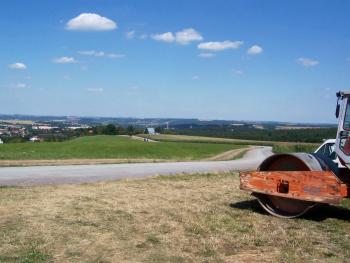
[140,134,319,153]
[0,172,349,262]
[0,135,246,161]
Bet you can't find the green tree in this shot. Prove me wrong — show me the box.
[127,125,135,136]
[103,124,117,135]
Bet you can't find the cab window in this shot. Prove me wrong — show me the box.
[343,100,350,130]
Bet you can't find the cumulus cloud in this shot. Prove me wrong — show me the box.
[108,53,125,59]
[87,88,104,92]
[9,62,27,70]
[78,50,105,57]
[175,28,203,45]
[139,34,148,40]
[198,53,215,58]
[233,69,243,75]
[247,45,263,55]
[14,83,28,89]
[152,28,202,44]
[151,32,175,42]
[126,85,141,96]
[198,41,243,51]
[297,57,319,67]
[126,31,135,39]
[66,13,117,31]
[77,50,124,59]
[52,57,76,64]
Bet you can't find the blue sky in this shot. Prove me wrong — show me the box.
[1,0,349,123]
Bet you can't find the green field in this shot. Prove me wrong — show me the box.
[140,134,319,153]
[0,135,245,160]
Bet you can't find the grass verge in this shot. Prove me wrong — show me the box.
[140,134,319,153]
[0,172,349,262]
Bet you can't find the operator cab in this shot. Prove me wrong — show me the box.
[335,91,350,169]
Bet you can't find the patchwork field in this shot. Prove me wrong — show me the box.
[0,135,246,161]
[0,172,349,262]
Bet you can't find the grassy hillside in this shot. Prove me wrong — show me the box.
[0,135,245,160]
[140,134,319,153]
[1,172,349,262]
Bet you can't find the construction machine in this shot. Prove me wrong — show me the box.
[239,91,350,218]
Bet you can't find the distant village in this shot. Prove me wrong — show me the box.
[0,118,163,144]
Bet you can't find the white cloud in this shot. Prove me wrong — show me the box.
[198,41,243,51]
[9,62,27,70]
[139,34,148,40]
[108,53,125,59]
[297,57,319,67]
[247,45,263,55]
[126,31,135,39]
[77,50,124,59]
[192,75,199,80]
[151,32,175,42]
[198,53,215,58]
[78,50,105,57]
[152,28,203,45]
[87,88,104,92]
[126,85,141,95]
[175,28,203,45]
[52,57,76,64]
[233,69,243,75]
[14,83,28,89]
[66,13,117,31]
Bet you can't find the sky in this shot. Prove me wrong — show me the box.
[0,0,349,123]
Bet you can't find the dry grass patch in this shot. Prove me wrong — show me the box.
[1,172,350,262]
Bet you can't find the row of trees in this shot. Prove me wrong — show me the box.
[92,124,143,136]
[175,127,337,143]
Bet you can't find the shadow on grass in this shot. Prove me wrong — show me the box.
[230,199,350,221]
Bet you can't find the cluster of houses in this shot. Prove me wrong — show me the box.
[0,120,92,144]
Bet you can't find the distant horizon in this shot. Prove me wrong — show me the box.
[0,112,338,126]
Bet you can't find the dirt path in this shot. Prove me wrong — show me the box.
[119,135,158,142]
[205,147,252,161]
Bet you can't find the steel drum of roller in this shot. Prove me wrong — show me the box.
[254,153,325,218]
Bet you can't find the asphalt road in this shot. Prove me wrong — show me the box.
[0,146,273,186]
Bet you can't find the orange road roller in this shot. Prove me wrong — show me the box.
[239,91,350,218]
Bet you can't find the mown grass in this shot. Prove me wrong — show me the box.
[140,134,319,153]
[0,172,349,262]
[0,135,245,160]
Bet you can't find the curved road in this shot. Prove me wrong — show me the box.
[0,146,273,186]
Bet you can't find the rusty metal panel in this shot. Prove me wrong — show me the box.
[240,171,349,204]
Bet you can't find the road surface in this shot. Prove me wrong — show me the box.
[0,146,272,186]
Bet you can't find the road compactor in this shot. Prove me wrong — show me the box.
[240,91,350,218]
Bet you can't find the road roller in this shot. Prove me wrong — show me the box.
[239,91,350,218]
